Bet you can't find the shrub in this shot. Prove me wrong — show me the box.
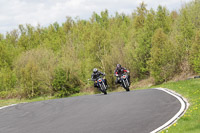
[0,89,19,99]
[52,68,80,97]
[14,48,56,98]
[0,68,17,92]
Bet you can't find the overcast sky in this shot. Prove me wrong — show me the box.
[0,0,193,34]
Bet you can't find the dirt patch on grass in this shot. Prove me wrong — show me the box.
[170,72,197,82]
[81,86,95,93]
[173,60,198,81]
[130,72,199,90]
[131,77,154,89]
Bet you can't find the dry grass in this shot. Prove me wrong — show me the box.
[171,59,197,82]
[131,72,199,90]
[170,72,197,82]
[80,86,95,93]
[131,77,154,90]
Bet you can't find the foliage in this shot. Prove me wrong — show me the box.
[190,30,200,73]
[14,48,56,98]
[177,7,195,57]
[52,68,80,97]
[0,0,200,98]
[149,28,178,84]
[0,68,16,92]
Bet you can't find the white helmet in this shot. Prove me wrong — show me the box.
[93,68,98,73]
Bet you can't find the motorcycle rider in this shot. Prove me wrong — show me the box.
[114,64,130,84]
[91,68,108,88]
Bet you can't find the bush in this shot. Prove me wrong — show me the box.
[0,90,19,99]
[0,68,17,92]
[52,68,80,97]
[14,48,56,98]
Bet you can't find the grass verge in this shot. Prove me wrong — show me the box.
[150,79,200,133]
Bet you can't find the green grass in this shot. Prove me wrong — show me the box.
[1,79,200,133]
[150,79,200,133]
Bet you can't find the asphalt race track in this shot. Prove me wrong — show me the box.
[0,89,184,133]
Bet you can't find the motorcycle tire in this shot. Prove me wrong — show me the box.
[99,83,107,95]
[103,90,107,95]
[125,87,130,91]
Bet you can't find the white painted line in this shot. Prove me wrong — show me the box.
[150,88,189,133]
[0,104,17,110]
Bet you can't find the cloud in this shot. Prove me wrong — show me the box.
[0,0,193,34]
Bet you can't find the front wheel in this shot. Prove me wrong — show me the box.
[123,79,130,91]
[101,87,107,95]
[125,87,130,91]
[99,83,107,95]
[102,90,107,95]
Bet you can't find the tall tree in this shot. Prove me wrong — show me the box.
[190,30,200,73]
[149,28,178,83]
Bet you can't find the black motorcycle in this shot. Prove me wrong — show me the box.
[89,76,107,95]
[117,73,130,91]
[96,77,107,95]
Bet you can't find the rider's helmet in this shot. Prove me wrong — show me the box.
[93,68,98,73]
[116,64,121,70]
